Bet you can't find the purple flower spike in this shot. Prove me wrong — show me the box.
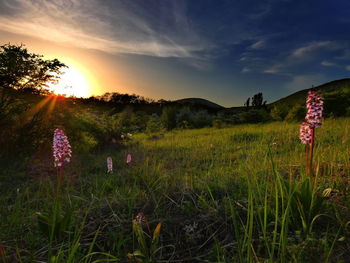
[305,90,324,128]
[300,122,312,145]
[53,128,72,167]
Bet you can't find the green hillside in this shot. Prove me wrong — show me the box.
[270,78,350,116]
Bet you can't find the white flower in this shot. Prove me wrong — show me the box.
[107,156,113,173]
[126,154,132,164]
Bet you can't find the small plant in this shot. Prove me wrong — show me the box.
[53,128,72,168]
[35,128,74,260]
[107,156,113,173]
[299,90,323,177]
[127,153,132,164]
[128,213,162,262]
[285,178,326,235]
[53,128,72,187]
[36,202,73,242]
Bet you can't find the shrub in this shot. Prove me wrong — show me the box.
[161,106,177,130]
[146,116,164,134]
[239,109,271,123]
[270,105,288,121]
[191,110,213,128]
[285,104,306,122]
[176,107,192,127]
[212,119,223,129]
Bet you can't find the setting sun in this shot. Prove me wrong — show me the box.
[50,65,90,98]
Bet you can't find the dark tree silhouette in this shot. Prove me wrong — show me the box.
[251,92,266,108]
[0,44,66,93]
[244,97,250,107]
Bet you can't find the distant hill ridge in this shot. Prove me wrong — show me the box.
[176,78,350,110]
[174,98,225,110]
[270,78,350,108]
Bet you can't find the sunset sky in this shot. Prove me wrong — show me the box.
[1,0,350,106]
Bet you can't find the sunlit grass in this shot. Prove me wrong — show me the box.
[1,119,349,262]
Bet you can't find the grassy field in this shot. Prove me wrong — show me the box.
[1,119,350,262]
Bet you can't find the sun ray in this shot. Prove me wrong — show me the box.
[44,95,58,121]
[20,95,52,123]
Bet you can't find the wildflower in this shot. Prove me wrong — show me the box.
[127,133,133,137]
[127,153,132,164]
[135,212,145,223]
[299,89,324,177]
[299,122,312,144]
[107,156,113,173]
[305,90,323,128]
[121,134,125,139]
[53,128,72,167]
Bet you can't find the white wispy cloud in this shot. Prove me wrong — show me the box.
[291,41,335,58]
[0,0,211,58]
[250,40,266,49]
[241,67,251,73]
[264,41,342,74]
[321,60,336,67]
[263,63,290,75]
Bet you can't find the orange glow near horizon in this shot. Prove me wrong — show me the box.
[47,57,98,98]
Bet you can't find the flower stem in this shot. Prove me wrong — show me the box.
[308,127,315,177]
[305,144,310,177]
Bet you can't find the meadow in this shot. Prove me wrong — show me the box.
[1,118,349,262]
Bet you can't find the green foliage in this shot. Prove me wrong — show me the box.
[36,201,74,242]
[191,109,213,128]
[237,109,271,123]
[270,105,288,121]
[346,106,350,116]
[160,106,177,130]
[271,79,350,117]
[146,115,164,134]
[128,218,162,262]
[285,104,306,122]
[176,107,192,127]
[170,107,214,128]
[288,178,326,235]
[231,132,260,142]
[323,91,350,117]
[1,86,350,262]
[212,119,223,129]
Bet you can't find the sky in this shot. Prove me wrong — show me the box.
[1,0,350,107]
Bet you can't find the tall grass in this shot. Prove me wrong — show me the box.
[0,119,349,262]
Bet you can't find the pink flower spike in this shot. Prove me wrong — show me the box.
[53,128,72,167]
[107,157,113,173]
[305,90,323,128]
[126,153,132,164]
[299,122,312,144]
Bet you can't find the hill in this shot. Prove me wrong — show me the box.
[270,78,350,112]
[174,98,225,110]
